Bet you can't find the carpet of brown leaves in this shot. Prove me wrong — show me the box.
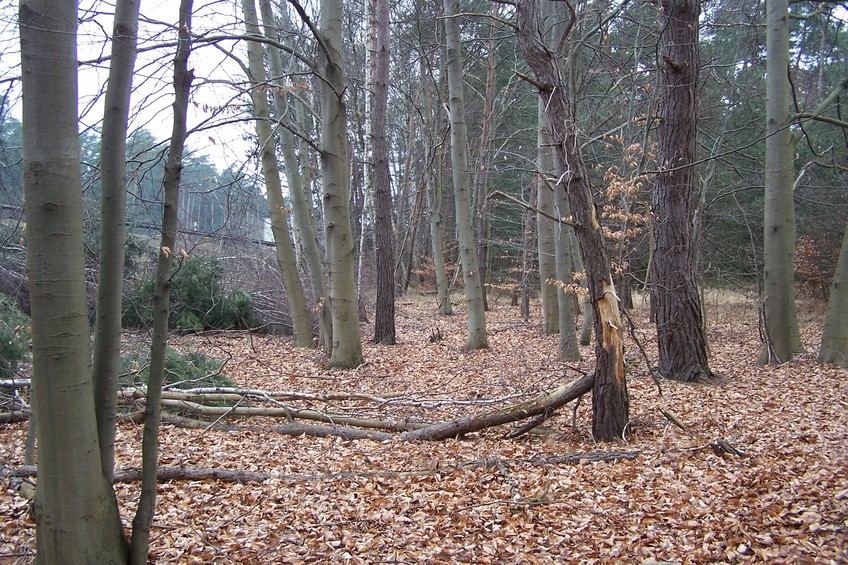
[2,292,847,564]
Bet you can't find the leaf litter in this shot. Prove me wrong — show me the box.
[1,295,846,563]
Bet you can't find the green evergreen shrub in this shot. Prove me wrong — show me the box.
[120,345,232,390]
[122,255,255,332]
[0,296,30,377]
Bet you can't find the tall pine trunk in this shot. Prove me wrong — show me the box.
[371,0,396,344]
[443,0,487,350]
[20,1,128,561]
[651,0,712,381]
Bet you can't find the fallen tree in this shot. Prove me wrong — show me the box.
[400,374,595,440]
[4,449,643,484]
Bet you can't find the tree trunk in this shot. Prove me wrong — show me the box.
[92,0,141,484]
[260,0,332,353]
[129,2,193,562]
[761,0,802,365]
[401,374,594,441]
[20,1,128,561]
[540,0,579,359]
[318,0,364,367]
[536,101,559,334]
[474,11,498,313]
[516,0,629,441]
[443,0,487,350]
[243,0,313,348]
[650,0,712,382]
[520,182,536,323]
[819,221,848,367]
[554,174,581,361]
[419,43,453,316]
[371,0,396,344]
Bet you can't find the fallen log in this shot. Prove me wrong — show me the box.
[157,414,394,441]
[141,398,428,432]
[400,373,595,441]
[5,449,642,484]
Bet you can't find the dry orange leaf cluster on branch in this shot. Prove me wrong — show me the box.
[1,294,846,563]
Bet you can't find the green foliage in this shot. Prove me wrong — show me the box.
[120,345,231,390]
[122,255,255,332]
[0,296,30,377]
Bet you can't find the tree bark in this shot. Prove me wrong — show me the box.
[371,0,396,344]
[260,0,333,353]
[761,0,802,365]
[92,0,141,484]
[516,0,629,441]
[243,0,313,348]
[443,0,488,350]
[819,221,848,367]
[536,101,559,335]
[318,0,364,367]
[20,1,129,561]
[650,0,712,382]
[129,2,192,562]
[420,47,453,316]
[474,10,499,313]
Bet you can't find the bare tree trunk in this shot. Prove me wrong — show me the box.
[520,183,536,322]
[260,0,332,353]
[517,0,629,441]
[20,1,129,561]
[243,0,313,348]
[318,0,364,367]
[129,2,192,562]
[651,0,712,381]
[760,0,802,365]
[443,0,487,350]
[536,101,559,334]
[819,221,848,367]
[474,11,498,313]
[92,0,141,483]
[371,0,395,344]
[420,41,453,315]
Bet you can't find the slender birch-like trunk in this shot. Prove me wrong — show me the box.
[129,2,193,561]
[443,0,487,350]
[259,0,332,352]
[92,0,141,483]
[243,0,313,347]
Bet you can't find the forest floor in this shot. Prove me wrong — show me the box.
[1,290,847,564]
